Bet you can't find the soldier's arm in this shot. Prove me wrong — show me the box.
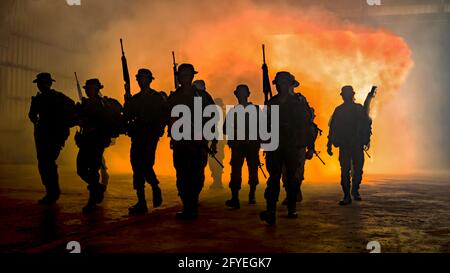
[160,92,171,135]
[28,95,39,124]
[327,110,337,148]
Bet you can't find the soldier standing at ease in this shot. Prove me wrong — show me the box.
[168,64,217,220]
[123,69,170,214]
[327,85,373,205]
[193,80,225,189]
[224,84,260,208]
[75,79,121,213]
[29,73,76,205]
[260,72,310,225]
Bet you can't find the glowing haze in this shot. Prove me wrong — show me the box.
[87,1,413,181]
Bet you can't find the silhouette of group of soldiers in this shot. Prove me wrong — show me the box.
[29,61,375,224]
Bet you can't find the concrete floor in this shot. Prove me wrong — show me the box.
[0,165,449,253]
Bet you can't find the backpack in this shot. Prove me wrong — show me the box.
[295,93,319,148]
[101,97,124,138]
[358,113,372,146]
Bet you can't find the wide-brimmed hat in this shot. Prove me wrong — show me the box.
[178,63,198,75]
[136,68,155,80]
[340,85,355,96]
[83,78,104,90]
[33,72,55,83]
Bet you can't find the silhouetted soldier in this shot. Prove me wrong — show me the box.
[224,84,260,208]
[260,72,310,225]
[327,85,370,205]
[123,68,169,214]
[75,78,121,213]
[168,64,217,220]
[29,72,76,205]
[281,76,316,205]
[193,81,225,189]
[208,98,225,189]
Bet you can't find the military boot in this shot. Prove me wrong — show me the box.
[129,188,148,214]
[287,194,298,219]
[95,184,106,204]
[176,197,198,220]
[38,185,60,205]
[339,192,352,206]
[351,185,362,201]
[152,184,163,208]
[82,188,98,214]
[225,190,240,209]
[248,185,256,205]
[259,201,276,225]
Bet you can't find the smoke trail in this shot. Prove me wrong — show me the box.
[86,1,413,179]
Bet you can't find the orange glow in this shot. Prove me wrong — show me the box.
[93,4,413,182]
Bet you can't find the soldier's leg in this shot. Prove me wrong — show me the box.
[260,151,282,225]
[175,146,204,220]
[229,148,245,191]
[282,148,305,205]
[37,142,62,204]
[226,148,245,208]
[129,141,148,214]
[192,148,208,215]
[143,138,162,208]
[284,147,301,218]
[78,145,106,213]
[351,145,365,200]
[338,147,352,205]
[174,146,190,217]
[76,147,91,183]
[78,146,105,213]
[100,155,109,186]
[295,148,307,202]
[246,146,260,204]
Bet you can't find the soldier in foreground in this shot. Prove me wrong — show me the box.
[281,76,317,205]
[168,64,217,220]
[123,69,169,214]
[75,78,122,213]
[224,84,261,208]
[260,72,310,225]
[29,73,76,205]
[327,85,375,205]
[193,80,225,189]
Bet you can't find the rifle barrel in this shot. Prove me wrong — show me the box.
[262,44,266,64]
[120,39,124,55]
